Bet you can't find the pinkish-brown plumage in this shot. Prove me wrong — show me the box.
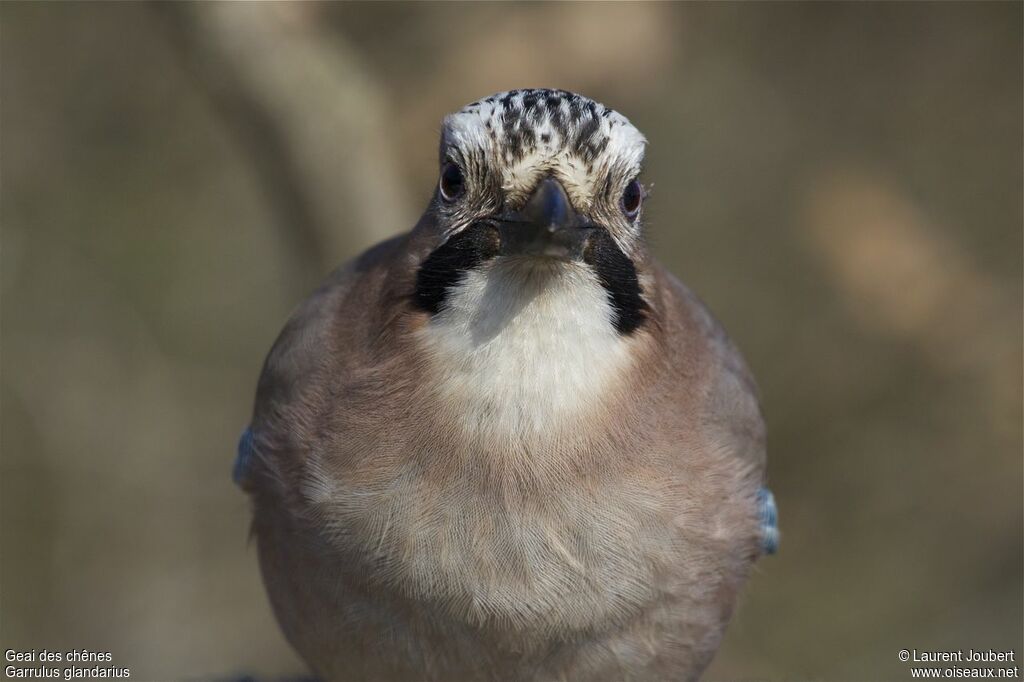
[239,90,768,681]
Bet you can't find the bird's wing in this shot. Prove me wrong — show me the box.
[233,264,356,496]
[234,235,405,498]
[660,268,766,469]
[757,486,779,555]
[657,266,777,554]
[697,292,779,555]
[701,301,767,472]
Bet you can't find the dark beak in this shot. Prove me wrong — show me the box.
[497,177,592,260]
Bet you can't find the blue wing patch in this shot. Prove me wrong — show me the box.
[757,486,779,555]
[234,427,256,487]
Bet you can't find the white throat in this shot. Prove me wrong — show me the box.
[417,259,635,439]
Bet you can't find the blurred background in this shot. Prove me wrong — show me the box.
[2,3,1021,680]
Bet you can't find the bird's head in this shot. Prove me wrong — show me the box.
[412,89,650,335]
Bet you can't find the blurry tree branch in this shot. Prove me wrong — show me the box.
[154,3,413,289]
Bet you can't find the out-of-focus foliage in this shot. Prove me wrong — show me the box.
[1,3,1020,680]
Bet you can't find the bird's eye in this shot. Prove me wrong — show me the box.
[439,162,465,202]
[621,179,643,219]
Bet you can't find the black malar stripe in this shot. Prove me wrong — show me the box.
[584,229,647,335]
[413,222,500,315]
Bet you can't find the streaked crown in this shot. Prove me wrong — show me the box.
[441,89,646,212]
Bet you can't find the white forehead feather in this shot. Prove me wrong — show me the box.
[442,89,646,208]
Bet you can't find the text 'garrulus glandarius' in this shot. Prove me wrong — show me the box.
[235,89,778,682]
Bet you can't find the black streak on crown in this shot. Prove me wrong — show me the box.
[467,89,618,170]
